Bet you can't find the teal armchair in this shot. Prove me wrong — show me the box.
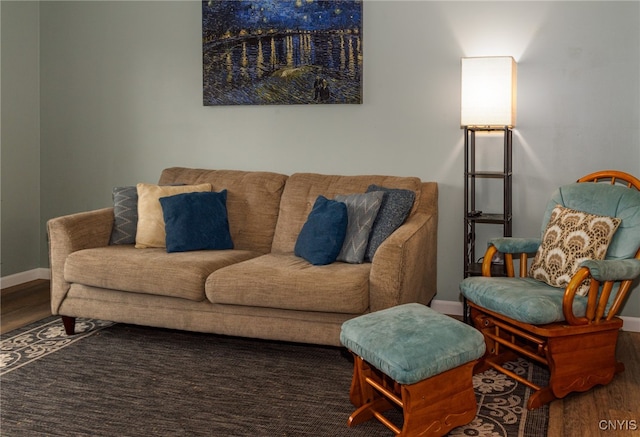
[460,170,640,409]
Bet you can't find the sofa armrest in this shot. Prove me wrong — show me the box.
[369,211,437,312]
[47,208,114,313]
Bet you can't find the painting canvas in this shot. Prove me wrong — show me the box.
[202,0,363,105]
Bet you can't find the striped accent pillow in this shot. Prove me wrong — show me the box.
[335,191,384,264]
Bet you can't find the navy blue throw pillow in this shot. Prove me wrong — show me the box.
[294,195,348,265]
[159,190,233,253]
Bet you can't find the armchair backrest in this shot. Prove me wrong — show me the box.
[540,177,640,261]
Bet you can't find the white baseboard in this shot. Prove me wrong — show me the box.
[431,299,640,333]
[620,316,640,333]
[430,299,464,317]
[0,268,51,290]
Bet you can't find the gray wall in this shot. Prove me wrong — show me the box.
[1,1,41,276]
[2,1,639,316]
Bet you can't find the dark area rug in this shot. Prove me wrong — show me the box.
[1,317,548,436]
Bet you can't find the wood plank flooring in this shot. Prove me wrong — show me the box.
[1,279,51,335]
[2,280,639,436]
[547,329,640,437]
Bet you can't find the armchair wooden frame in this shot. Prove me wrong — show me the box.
[467,170,640,409]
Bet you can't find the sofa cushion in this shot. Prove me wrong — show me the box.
[160,190,234,253]
[64,245,260,301]
[334,191,384,264]
[460,276,589,325]
[158,168,288,253]
[206,253,371,313]
[272,173,422,253]
[542,182,640,261]
[135,183,212,249]
[294,196,348,265]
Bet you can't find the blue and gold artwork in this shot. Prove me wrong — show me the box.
[202,0,363,105]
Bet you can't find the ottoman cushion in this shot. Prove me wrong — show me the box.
[340,303,485,385]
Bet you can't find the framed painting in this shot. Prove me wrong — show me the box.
[202,0,363,105]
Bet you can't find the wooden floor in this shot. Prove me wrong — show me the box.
[1,279,52,335]
[2,280,639,436]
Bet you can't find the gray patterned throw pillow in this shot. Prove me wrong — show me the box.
[364,185,416,261]
[334,191,384,264]
[109,186,138,245]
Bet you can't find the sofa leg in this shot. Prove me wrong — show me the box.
[61,316,76,335]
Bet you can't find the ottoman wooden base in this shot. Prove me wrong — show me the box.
[347,354,478,437]
[340,304,485,436]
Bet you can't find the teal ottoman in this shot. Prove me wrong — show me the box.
[340,303,486,437]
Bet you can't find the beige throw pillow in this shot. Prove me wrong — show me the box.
[529,205,621,296]
[135,183,212,248]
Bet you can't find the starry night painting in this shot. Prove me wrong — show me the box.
[202,0,362,105]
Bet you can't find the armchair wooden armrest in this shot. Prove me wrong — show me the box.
[563,255,640,326]
[481,238,540,278]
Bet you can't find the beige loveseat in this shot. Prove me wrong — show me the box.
[48,167,438,346]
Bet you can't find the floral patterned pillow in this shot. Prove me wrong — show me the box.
[529,205,621,296]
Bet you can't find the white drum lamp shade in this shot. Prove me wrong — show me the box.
[461,56,517,128]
